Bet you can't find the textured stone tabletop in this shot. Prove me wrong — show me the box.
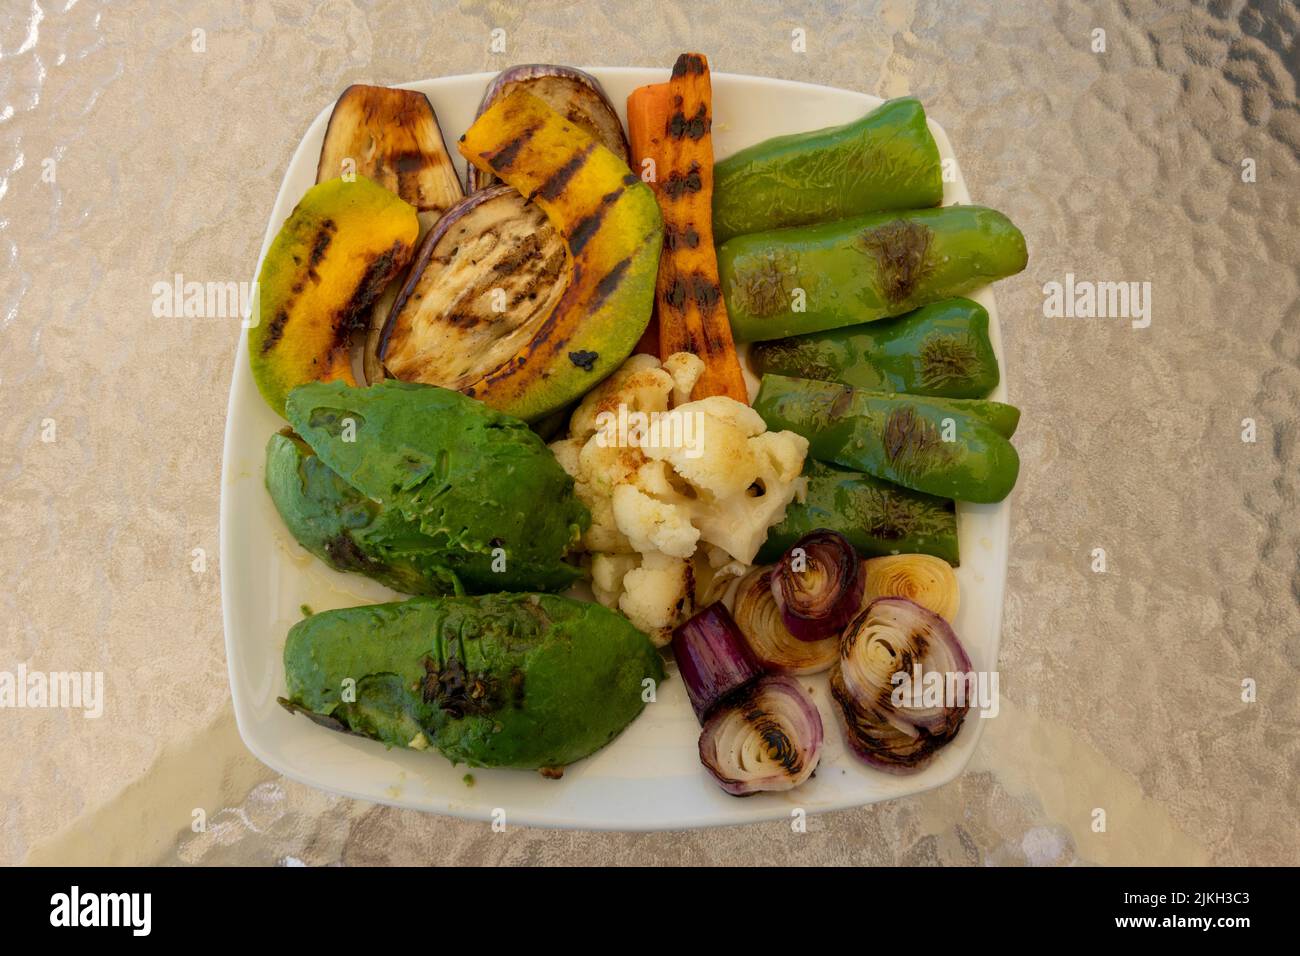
[2,0,1297,865]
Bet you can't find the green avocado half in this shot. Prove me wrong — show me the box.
[280,593,664,770]
[270,379,589,594]
[265,430,465,597]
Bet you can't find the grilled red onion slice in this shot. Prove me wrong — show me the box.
[771,530,865,641]
[832,597,972,774]
[671,603,763,723]
[698,675,823,796]
[732,566,838,675]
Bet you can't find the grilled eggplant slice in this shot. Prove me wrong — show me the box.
[381,185,569,391]
[316,84,465,384]
[466,65,630,192]
[316,84,462,220]
[248,177,418,417]
[367,90,664,422]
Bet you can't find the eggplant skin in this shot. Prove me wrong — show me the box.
[316,84,464,215]
[264,431,464,597]
[281,594,664,770]
[467,65,630,191]
[380,186,568,391]
[248,177,418,417]
[454,89,663,422]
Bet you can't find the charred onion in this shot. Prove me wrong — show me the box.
[670,602,763,722]
[732,566,838,674]
[771,529,865,641]
[832,597,971,774]
[698,675,823,796]
[862,553,960,622]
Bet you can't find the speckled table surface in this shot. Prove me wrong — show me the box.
[2,0,1297,866]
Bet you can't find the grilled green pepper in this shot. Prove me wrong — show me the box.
[758,461,959,565]
[712,97,942,244]
[719,205,1028,342]
[754,374,1020,503]
[280,593,663,771]
[266,430,464,596]
[750,297,1000,399]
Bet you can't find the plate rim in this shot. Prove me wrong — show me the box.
[219,67,1010,831]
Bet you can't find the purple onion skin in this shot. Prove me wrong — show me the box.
[773,529,865,642]
[671,603,763,724]
[698,675,824,796]
[832,597,973,774]
[467,65,630,192]
[378,185,518,362]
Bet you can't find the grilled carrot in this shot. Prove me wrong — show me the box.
[627,82,671,357]
[632,55,748,402]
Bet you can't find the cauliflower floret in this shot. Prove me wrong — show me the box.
[662,351,705,406]
[584,493,634,553]
[550,351,810,637]
[749,429,810,484]
[611,484,700,558]
[642,407,758,499]
[684,395,767,437]
[591,552,639,608]
[694,470,807,564]
[618,552,694,646]
[548,437,583,480]
[568,354,672,440]
[578,434,645,497]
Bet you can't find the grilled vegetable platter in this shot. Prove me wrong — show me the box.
[229,58,1027,818]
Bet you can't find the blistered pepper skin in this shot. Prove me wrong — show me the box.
[757,461,960,566]
[754,374,1021,504]
[750,297,1000,399]
[719,205,1028,342]
[711,98,942,244]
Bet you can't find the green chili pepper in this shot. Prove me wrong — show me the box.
[719,205,1028,342]
[754,374,1021,503]
[750,297,1000,399]
[712,98,942,244]
[758,461,959,566]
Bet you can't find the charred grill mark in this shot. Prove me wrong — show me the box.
[305,218,337,283]
[865,491,915,540]
[857,219,934,304]
[741,704,802,775]
[484,124,539,172]
[590,256,631,311]
[492,233,542,276]
[324,533,380,573]
[691,273,721,310]
[664,223,701,251]
[568,186,623,256]
[662,162,703,200]
[533,142,596,202]
[309,219,336,267]
[664,272,722,318]
[331,240,406,349]
[262,310,289,353]
[672,53,706,77]
[882,405,947,468]
[664,274,688,313]
[420,656,500,719]
[668,104,710,140]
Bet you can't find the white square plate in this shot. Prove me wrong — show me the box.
[221,68,1009,830]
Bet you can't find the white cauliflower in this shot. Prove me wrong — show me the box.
[549,351,808,640]
[618,552,695,646]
